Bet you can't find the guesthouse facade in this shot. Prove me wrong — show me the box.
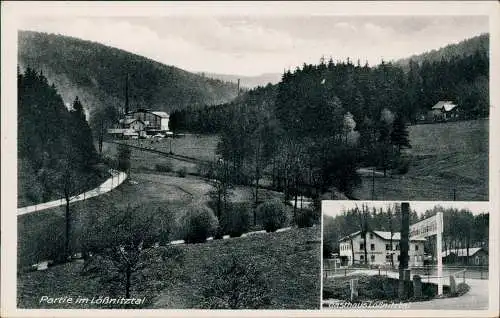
[339,230,426,267]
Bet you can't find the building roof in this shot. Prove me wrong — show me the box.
[442,247,486,258]
[432,101,458,112]
[126,109,169,118]
[120,118,144,125]
[107,128,127,134]
[151,111,169,118]
[339,230,427,242]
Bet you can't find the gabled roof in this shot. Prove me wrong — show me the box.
[339,230,427,242]
[120,118,144,125]
[432,101,458,112]
[442,247,486,258]
[151,111,169,118]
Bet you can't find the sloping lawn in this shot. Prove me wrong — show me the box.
[18,226,321,309]
[353,119,488,201]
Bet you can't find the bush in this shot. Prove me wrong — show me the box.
[257,199,289,232]
[198,255,272,309]
[197,162,214,179]
[395,156,410,175]
[294,208,319,228]
[455,282,470,297]
[221,203,251,237]
[156,161,173,173]
[177,167,187,178]
[177,204,218,243]
[213,225,224,240]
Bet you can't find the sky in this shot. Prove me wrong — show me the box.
[322,201,490,219]
[17,15,488,76]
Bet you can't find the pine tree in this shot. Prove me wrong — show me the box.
[390,114,411,153]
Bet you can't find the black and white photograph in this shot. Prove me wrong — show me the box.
[1,1,499,318]
[322,201,490,310]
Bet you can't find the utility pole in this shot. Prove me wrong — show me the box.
[237,79,240,97]
[398,202,410,299]
[372,167,375,200]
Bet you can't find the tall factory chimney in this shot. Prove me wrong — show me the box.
[125,73,129,114]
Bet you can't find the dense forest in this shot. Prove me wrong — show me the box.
[396,33,489,69]
[169,34,489,199]
[17,67,102,207]
[18,31,240,136]
[323,204,489,265]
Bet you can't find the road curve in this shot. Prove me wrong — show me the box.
[17,169,127,216]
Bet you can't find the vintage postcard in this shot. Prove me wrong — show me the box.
[1,1,499,317]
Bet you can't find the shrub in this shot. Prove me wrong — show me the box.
[213,225,224,240]
[177,204,218,243]
[156,161,173,173]
[177,167,187,178]
[455,282,470,297]
[197,162,214,179]
[221,203,251,237]
[395,156,410,175]
[294,208,320,228]
[257,199,289,232]
[198,254,272,309]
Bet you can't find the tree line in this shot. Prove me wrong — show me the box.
[18,67,100,206]
[168,46,488,200]
[18,66,104,259]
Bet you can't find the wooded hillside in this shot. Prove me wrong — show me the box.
[18,31,239,131]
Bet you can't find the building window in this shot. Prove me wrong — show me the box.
[360,243,364,250]
[371,255,375,262]
[386,244,391,250]
[386,254,392,262]
[371,244,375,251]
[369,233,374,239]
[415,245,419,251]
[360,255,364,261]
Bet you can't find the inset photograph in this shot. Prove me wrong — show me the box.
[322,201,489,310]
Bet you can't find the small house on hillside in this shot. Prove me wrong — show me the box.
[430,101,460,122]
[442,247,488,266]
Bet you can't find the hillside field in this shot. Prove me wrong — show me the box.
[18,226,320,309]
[353,119,488,201]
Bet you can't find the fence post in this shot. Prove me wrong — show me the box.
[449,275,457,295]
[350,279,358,302]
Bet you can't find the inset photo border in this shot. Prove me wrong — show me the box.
[321,200,491,311]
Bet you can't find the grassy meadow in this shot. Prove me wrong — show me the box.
[353,119,488,201]
[18,226,320,309]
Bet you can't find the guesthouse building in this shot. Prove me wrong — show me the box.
[108,108,170,139]
[339,230,426,267]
